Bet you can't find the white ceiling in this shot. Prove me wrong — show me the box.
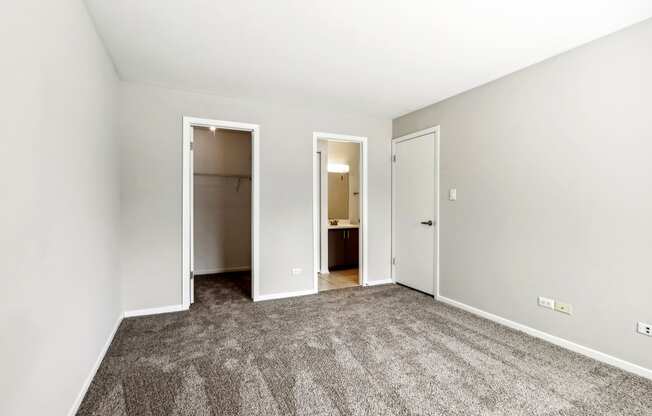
[85,1,652,118]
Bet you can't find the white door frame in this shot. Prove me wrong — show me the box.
[391,126,440,298]
[182,116,260,308]
[313,150,326,274]
[312,132,368,292]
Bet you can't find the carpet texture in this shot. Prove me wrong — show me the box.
[78,274,652,415]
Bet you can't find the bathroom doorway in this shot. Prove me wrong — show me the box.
[312,132,368,292]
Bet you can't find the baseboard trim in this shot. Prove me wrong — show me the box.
[67,313,123,416]
[195,266,251,275]
[364,278,394,286]
[437,295,652,381]
[254,289,317,302]
[124,304,187,318]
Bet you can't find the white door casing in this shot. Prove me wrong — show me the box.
[190,126,195,303]
[183,117,260,307]
[312,132,368,291]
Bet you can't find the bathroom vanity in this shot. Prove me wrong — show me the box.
[328,224,359,270]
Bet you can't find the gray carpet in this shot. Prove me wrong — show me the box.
[78,274,652,415]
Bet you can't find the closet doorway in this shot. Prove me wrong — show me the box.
[182,117,260,307]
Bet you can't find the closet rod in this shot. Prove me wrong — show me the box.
[194,173,251,179]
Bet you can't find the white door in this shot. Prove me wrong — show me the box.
[393,132,436,295]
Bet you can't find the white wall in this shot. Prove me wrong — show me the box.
[393,18,652,370]
[193,128,252,274]
[119,82,392,309]
[0,1,120,415]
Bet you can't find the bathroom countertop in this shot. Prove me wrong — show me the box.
[328,223,360,230]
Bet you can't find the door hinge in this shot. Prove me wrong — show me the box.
[392,154,397,162]
[190,270,195,280]
[392,257,397,265]
[190,141,194,150]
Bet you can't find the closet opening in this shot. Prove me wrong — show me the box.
[182,117,260,307]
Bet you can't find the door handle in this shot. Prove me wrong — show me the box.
[420,220,433,226]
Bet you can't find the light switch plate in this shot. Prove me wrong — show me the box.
[538,296,555,310]
[291,268,302,276]
[449,188,457,201]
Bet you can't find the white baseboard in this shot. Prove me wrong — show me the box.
[364,278,394,286]
[254,289,317,302]
[195,266,251,275]
[67,313,123,416]
[124,304,187,318]
[437,295,652,381]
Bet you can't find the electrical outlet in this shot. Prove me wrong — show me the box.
[638,322,652,337]
[291,268,302,276]
[538,296,555,310]
[554,301,573,315]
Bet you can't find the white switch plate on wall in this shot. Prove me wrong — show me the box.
[449,188,457,201]
[291,268,302,276]
[538,296,555,310]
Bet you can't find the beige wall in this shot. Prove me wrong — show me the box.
[0,1,120,415]
[193,128,252,273]
[193,127,252,176]
[119,82,392,309]
[393,19,652,370]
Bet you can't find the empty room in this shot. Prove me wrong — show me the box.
[3,1,652,415]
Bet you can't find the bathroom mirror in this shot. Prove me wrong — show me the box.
[328,172,349,219]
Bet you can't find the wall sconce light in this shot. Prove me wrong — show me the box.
[328,163,349,173]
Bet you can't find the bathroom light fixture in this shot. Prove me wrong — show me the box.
[328,163,349,173]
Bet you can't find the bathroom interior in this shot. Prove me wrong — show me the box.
[317,140,361,291]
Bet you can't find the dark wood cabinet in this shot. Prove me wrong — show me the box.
[328,228,359,270]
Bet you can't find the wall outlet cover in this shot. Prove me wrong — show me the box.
[291,268,302,276]
[538,296,555,310]
[554,301,573,315]
[638,322,652,337]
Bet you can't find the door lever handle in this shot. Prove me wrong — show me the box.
[420,220,433,226]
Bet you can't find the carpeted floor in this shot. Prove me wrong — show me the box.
[78,274,652,415]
